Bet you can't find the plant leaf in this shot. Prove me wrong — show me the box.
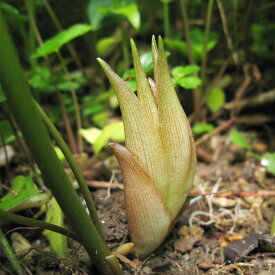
[0,87,6,103]
[97,57,167,195]
[229,130,252,150]
[45,198,68,258]
[32,24,93,58]
[261,152,275,175]
[130,39,158,124]
[0,120,16,146]
[0,175,40,211]
[192,122,214,134]
[96,36,122,56]
[155,37,196,216]
[172,65,200,78]
[87,0,140,30]
[109,143,171,257]
[206,88,225,112]
[93,122,125,153]
[80,128,102,145]
[177,76,202,89]
[80,123,125,153]
[113,4,140,29]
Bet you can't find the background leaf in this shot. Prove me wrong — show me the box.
[229,130,252,150]
[206,88,225,112]
[32,24,93,58]
[177,76,202,89]
[44,198,68,258]
[172,65,200,78]
[192,122,214,134]
[96,36,122,55]
[261,152,275,175]
[0,120,16,146]
[0,175,40,211]
[87,0,140,30]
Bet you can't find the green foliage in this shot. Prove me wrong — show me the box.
[206,88,225,112]
[261,152,275,175]
[45,198,68,258]
[172,65,201,89]
[229,130,275,176]
[122,50,167,92]
[80,121,125,153]
[96,36,122,55]
[0,3,26,21]
[0,175,40,211]
[28,67,54,92]
[0,120,16,146]
[251,23,275,58]
[0,227,24,275]
[229,130,252,150]
[29,66,89,93]
[0,87,6,103]
[87,0,140,30]
[32,24,93,58]
[122,69,136,91]
[192,122,214,135]
[164,28,218,61]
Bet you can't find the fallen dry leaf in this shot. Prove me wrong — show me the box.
[174,225,204,253]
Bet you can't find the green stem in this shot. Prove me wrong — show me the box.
[56,51,83,153]
[196,0,214,119]
[163,0,170,38]
[24,0,77,153]
[201,0,215,87]
[180,0,201,118]
[24,0,43,46]
[0,209,79,242]
[0,227,24,275]
[2,103,36,171]
[180,0,193,64]
[121,22,130,70]
[0,12,122,275]
[55,89,78,154]
[42,0,84,72]
[271,214,275,236]
[35,101,104,238]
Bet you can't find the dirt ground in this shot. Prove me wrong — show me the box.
[1,134,275,274]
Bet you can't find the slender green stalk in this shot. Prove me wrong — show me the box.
[42,0,84,71]
[121,22,130,70]
[2,103,36,170]
[0,227,24,275]
[232,0,238,39]
[24,0,77,154]
[271,214,275,236]
[35,101,104,238]
[0,12,122,275]
[56,51,84,153]
[216,0,238,64]
[180,0,193,64]
[0,127,10,179]
[200,0,215,87]
[24,0,43,47]
[179,0,201,118]
[163,0,170,38]
[0,209,79,242]
[24,0,36,69]
[55,89,78,154]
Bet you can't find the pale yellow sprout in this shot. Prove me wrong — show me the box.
[97,36,196,258]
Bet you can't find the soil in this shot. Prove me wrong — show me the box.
[1,134,275,274]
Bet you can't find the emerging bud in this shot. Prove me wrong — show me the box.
[97,36,196,258]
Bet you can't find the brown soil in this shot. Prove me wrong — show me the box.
[1,134,275,274]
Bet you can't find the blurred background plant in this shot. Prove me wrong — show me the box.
[1,0,275,273]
